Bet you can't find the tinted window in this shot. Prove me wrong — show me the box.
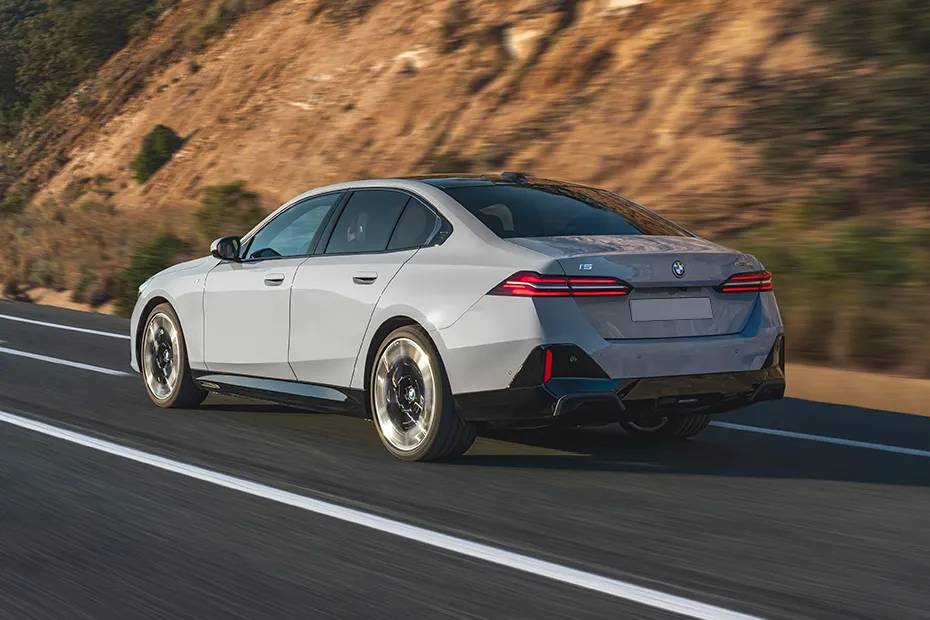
[442,184,688,238]
[387,197,439,250]
[325,190,408,254]
[245,193,341,260]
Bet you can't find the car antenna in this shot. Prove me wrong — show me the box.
[500,171,529,183]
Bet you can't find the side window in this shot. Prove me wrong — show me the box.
[245,193,341,260]
[325,190,408,254]
[387,197,440,250]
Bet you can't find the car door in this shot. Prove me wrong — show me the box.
[203,192,343,379]
[289,190,441,387]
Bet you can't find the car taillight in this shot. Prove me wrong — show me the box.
[719,270,773,293]
[489,272,632,297]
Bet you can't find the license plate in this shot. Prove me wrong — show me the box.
[630,298,713,322]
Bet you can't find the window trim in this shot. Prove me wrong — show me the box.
[238,190,348,263]
[315,187,452,257]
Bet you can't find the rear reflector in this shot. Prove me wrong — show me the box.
[489,272,632,297]
[543,349,553,383]
[719,270,773,293]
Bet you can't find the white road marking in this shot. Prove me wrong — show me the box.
[710,421,930,459]
[0,410,758,620]
[0,313,130,340]
[0,346,132,377]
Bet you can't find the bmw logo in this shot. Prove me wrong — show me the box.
[672,260,686,278]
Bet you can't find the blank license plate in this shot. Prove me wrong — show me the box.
[630,298,713,322]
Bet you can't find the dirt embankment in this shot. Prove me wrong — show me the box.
[20,0,818,233]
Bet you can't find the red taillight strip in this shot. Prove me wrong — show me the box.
[719,271,773,293]
[490,272,632,297]
[543,349,553,383]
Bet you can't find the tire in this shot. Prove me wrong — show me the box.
[369,325,476,462]
[140,303,207,409]
[620,413,710,440]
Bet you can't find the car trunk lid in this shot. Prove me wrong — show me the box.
[510,235,762,339]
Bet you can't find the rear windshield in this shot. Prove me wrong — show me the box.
[442,183,689,238]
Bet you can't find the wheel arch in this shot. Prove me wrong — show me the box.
[135,296,173,364]
[362,315,422,401]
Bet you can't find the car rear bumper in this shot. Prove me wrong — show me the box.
[454,336,785,426]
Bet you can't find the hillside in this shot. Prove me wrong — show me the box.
[6,0,830,225]
[1,0,929,375]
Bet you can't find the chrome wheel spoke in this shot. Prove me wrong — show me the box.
[142,312,181,401]
[373,337,436,452]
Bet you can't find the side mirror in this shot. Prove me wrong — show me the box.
[210,236,241,261]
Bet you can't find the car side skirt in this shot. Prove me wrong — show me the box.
[191,371,367,416]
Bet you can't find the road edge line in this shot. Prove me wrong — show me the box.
[0,409,759,620]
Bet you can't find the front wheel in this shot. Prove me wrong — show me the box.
[370,326,476,461]
[620,414,710,440]
[140,303,207,408]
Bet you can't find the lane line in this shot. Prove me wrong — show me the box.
[0,313,130,340]
[710,421,930,459]
[0,346,132,377]
[0,410,758,620]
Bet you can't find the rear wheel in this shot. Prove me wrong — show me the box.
[370,326,476,461]
[140,303,207,408]
[620,414,710,440]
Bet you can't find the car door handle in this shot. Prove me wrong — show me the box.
[352,272,378,285]
[264,273,286,286]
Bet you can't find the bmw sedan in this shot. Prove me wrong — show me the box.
[131,173,785,461]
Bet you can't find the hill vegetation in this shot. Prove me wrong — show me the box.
[131,124,184,183]
[0,0,161,139]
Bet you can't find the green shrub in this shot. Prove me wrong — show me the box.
[86,277,115,308]
[308,0,380,24]
[1,275,18,298]
[188,0,278,49]
[195,181,263,241]
[26,259,62,289]
[113,232,189,316]
[71,272,96,304]
[0,181,38,216]
[130,124,183,183]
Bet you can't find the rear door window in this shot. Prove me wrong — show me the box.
[387,197,439,250]
[442,184,688,238]
[325,190,408,254]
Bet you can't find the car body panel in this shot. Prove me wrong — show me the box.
[130,255,217,373]
[289,250,417,386]
[201,258,306,379]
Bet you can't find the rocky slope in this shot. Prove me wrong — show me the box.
[15,0,821,233]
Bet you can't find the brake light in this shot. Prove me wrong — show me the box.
[719,270,773,293]
[489,272,632,297]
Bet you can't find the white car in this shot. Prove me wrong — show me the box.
[131,173,785,461]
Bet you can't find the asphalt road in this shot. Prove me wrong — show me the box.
[1,299,929,619]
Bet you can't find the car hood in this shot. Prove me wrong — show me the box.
[150,255,218,282]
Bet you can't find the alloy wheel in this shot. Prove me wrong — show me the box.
[372,337,436,452]
[142,312,181,401]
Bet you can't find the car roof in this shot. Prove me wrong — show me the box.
[399,172,561,189]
